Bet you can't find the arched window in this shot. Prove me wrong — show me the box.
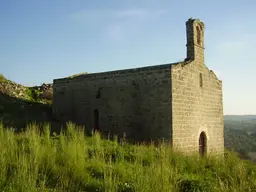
[196,26,201,45]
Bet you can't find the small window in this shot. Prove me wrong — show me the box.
[196,26,201,45]
[199,73,203,87]
[96,88,102,99]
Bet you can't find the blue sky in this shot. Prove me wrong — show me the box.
[0,0,255,115]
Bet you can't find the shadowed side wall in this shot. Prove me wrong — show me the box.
[53,64,174,142]
[171,61,224,155]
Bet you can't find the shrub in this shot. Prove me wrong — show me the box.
[26,87,39,101]
[0,74,8,83]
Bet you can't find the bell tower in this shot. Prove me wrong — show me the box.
[186,18,205,64]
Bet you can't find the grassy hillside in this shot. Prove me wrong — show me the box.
[224,128,256,152]
[224,128,256,161]
[224,117,256,133]
[0,74,52,104]
[0,122,256,192]
[224,115,256,162]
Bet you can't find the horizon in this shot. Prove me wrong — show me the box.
[1,0,255,115]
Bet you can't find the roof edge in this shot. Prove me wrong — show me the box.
[53,61,188,83]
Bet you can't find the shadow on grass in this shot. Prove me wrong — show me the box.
[0,92,90,136]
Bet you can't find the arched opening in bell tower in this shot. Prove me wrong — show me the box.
[196,26,201,45]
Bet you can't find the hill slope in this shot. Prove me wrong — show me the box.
[0,74,53,129]
[0,74,52,104]
[224,115,256,162]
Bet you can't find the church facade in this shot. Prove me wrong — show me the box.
[53,18,224,156]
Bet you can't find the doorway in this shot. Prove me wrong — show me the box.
[199,132,207,156]
[94,109,99,131]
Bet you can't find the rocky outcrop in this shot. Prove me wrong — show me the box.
[0,76,53,130]
[29,83,53,103]
[0,77,53,103]
[0,81,29,100]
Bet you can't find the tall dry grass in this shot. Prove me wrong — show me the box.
[0,122,255,191]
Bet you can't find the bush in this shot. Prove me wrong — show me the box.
[26,87,39,101]
[0,74,8,83]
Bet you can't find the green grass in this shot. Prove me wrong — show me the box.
[0,122,256,191]
[26,87,41,102]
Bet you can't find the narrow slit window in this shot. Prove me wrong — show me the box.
[199,73,203,87]
[96,88,101,99]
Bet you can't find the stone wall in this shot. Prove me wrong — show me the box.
[171,61,224,155]
[171,18,224,156]
[53,63,176,142]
